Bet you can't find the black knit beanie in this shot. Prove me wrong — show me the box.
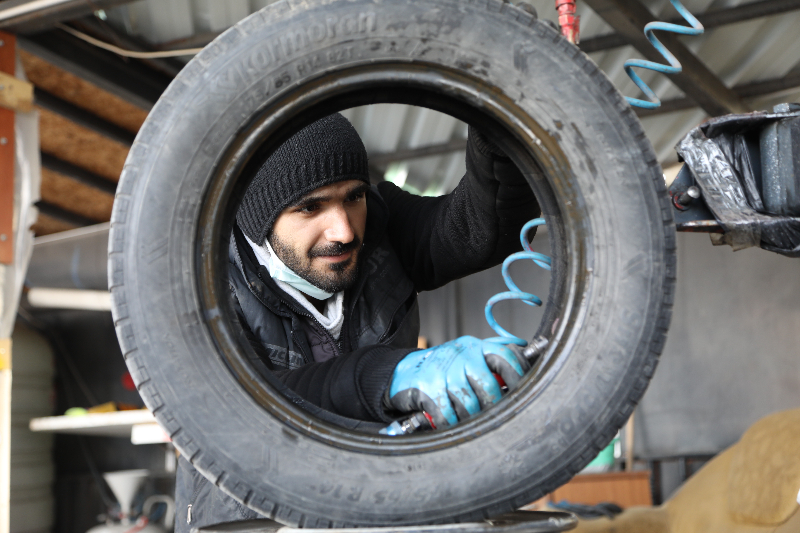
[236,113,370,245]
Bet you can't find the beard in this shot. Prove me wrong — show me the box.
[269,233,362,295]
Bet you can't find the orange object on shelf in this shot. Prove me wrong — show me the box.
[86,401,142,414]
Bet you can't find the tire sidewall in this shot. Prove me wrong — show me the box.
[112,0,671,525]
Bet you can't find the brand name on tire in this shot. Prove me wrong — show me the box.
[266,12,377,64]
[196,12,377,109]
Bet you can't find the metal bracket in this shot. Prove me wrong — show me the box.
[195,512,578,533]
[668,163,722,233]
[0,71,32,113]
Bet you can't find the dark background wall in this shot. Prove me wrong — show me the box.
[634,232,800,458]
[24,310,173,533]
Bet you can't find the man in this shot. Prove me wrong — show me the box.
[176,113,540,530]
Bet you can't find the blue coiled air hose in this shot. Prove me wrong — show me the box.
[484,218,551,346]
[380,220,551,436]
[623,0,704,109]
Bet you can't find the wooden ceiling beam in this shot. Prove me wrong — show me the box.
[34,200,98,227]
[0,70,32,112]
[40,167,114,224]
[41,153,117,194]
[38,106,128,182]
[35,87,135,146]
[19,29,170,110]
[31,212,78,236]
[20,50,147,133]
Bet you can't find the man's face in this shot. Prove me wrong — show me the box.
[269,180,369,296]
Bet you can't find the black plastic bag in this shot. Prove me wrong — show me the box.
[676,108,800,257]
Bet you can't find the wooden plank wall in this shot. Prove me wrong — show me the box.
[18,50,150,236]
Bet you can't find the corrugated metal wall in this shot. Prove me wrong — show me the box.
[10,324,54,533]
[101,0,800,173]
[342,105,469,195]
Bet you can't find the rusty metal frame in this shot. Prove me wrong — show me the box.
[0,31,15,265]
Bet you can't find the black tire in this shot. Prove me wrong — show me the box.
[110,0,675,527]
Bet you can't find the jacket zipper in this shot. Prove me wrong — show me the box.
[244,265,321,365]
[258,265,363,361]
[276,295,342,361]
[244,237,370,361]
[186,470,207,524]
[376,291,414,343]
[343,274,370,349]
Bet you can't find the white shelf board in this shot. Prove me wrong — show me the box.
[131,422,171,444]
[28,410,167,443]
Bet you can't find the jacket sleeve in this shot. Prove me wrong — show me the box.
[376,127,541,292]
[230,282,409,423]
[273,344,412,423]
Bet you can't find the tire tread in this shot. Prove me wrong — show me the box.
[109,0,677,526]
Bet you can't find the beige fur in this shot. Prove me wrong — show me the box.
[570,408,800,533]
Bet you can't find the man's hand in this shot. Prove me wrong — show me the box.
[386,336,531,428]
[469,126,509,159]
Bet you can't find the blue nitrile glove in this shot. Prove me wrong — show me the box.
[386,336,530,429]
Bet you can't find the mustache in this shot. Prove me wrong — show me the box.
[308,237,361,258]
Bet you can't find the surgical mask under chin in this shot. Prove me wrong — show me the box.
[244,234,335,301]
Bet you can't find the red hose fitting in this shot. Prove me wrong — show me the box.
[555,0,580,44]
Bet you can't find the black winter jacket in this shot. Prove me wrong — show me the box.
[175,131,540,532]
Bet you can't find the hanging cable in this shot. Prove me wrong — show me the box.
[623,0,704,109]
[56,23,204,59]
